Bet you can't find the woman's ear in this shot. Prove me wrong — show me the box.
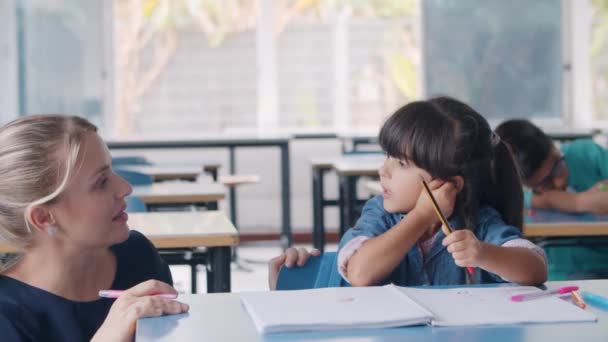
[26,205,56,234]
[451,176,465,193]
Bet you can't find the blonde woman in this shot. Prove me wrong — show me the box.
[0,115,188,341]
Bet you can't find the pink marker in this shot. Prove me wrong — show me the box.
[510,286,579,302]
[99,290,178,299]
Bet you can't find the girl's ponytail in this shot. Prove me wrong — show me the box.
[486,138,524,229]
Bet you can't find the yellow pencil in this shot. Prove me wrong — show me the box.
[420,178,452,235]
[420,177,474,275]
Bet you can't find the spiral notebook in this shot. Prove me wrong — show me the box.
[240,285,597,334]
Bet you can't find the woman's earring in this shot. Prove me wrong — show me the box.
[47,226,57,237]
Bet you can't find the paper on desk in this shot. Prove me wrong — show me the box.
[397,286,598,326]
[240,286,433,334]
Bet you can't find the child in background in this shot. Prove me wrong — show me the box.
[337,97,547,287]
[496,119,608,214]
[496,119,608,280]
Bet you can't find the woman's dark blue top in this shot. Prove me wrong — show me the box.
[0,230,172,342]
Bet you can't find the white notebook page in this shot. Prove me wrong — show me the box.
[240,286,433,333]
[397,286,597,326]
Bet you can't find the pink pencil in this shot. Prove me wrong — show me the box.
[510,286,579,302]
[99,290,178,299]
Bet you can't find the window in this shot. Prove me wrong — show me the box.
[591,0,608,120]
[276,1,421,129]
[113,0,258,136]
[15,0,106,129]
[424,0,563,120]
[10,0,578,137]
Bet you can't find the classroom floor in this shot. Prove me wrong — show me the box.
[170,243,338,293]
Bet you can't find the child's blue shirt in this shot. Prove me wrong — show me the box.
[338,195,522,286]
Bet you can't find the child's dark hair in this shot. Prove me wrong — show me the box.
[494,119,553,180]
[378,96,523,229]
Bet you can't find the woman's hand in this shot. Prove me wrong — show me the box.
[92,280,189,342]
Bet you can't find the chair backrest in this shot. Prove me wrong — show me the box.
[276,252,350,290]
[111,156,152,166]
[115,168,153,186]
[126,196,148,213]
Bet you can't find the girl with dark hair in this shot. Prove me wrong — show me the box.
[496,119,608,280]
[337,97,547,287]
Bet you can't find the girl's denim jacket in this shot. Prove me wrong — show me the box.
[337,195,522,286]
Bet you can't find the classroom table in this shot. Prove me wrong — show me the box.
[120,165,204,182]
[135,279,608,342]
[334,155,384,235]
[524,209,608,238]
[311,154,383,251]
[132,181,225,210]
[129,211,238,293]
[107,134,293,248]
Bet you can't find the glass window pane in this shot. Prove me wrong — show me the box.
[275,4,334,128]
[424,0,562,119]
[18,0,105,128]
[276,1,422,129]
[348,12,421,128]
[113,0,258,137]
[592,0,608,120]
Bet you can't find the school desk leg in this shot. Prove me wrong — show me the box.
[190,263,198,294]
[207,246,231,293]
[339,175,358,237]
[312,166,325,253]
[280,143,293,249]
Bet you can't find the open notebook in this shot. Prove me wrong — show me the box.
[240,285,597,334]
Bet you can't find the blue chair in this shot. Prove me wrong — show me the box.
[115,168,153,186]
[126,196,147,213]
[276,252,350,290]
[112,156,151,166]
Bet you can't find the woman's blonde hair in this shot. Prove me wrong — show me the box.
[0,115,97,269]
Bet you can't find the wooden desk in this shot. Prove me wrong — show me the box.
[136,279,608,342]
[131,211,237,293]
[122,165,203,182]
[311,154,384,251]
[128,211,238,248]
[132,182,225,209]
[107,135,293,248]
[524,209,608,238]
[334,155,383,237]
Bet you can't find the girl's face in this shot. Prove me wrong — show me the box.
[48,132,133,249]
[526,147,569,192]
[378,156,432,213]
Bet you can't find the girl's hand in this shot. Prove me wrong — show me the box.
[92,280,189,342]
[442,230,484,267]
[412,180,459,224]
[268,248,321,290]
